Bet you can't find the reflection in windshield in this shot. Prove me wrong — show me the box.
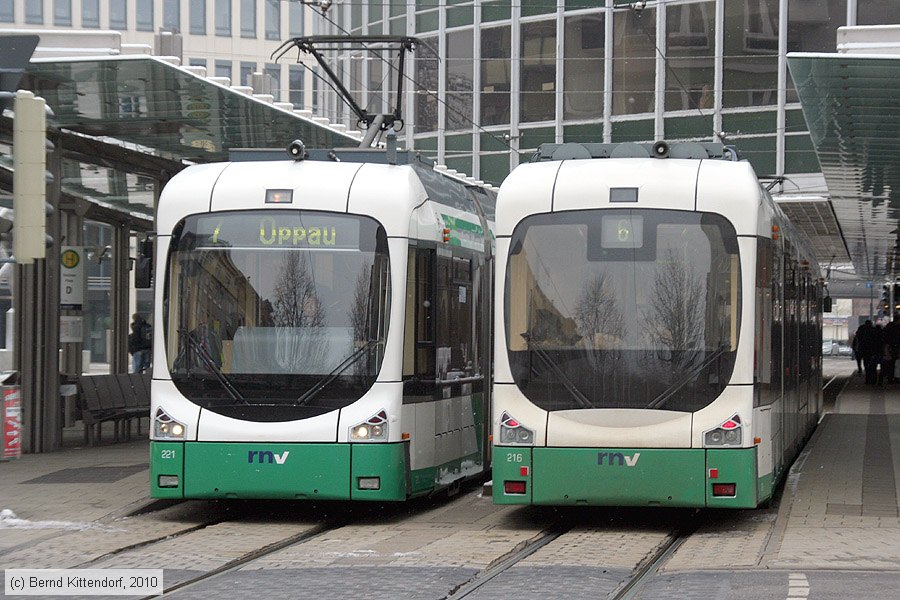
[641,248,706,373]
[166,210,391,422]
[506,209,740,413]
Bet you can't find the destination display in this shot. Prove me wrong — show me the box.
[187,210,367,250]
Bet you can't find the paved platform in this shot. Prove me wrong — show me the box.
[0,356,898,600]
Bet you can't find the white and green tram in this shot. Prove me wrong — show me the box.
[149,147,495,501]
[492,142,823,508]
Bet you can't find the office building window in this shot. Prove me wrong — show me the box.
[82,0,99,27]
[163,0,180,30]
[137,0,153,31]
[190,0,206,34]
[265,0,279,40]
[521,20,556,122]
[0,0,13,23]
[415,36,439,132]
[215,60,232,80]
[481,26,511,126]
[109,0,127,29]
[289,64,304,106]
[289,1,304,35]
[241,0,256,38]
[312,67,319,112]
[787,0,846,102]
[665,0,715,112]
[564,14,604,120]
[723,0,779,108]
[216,0,231,35]
[857,0,900,25]
[446,29,474,130]
[25,0,43,24]
[54,0,72,26]
[613,5,656,115]
[367,50,387,115]
[189,57,207,68]
[240,61,256,86]
[266,63,281,100]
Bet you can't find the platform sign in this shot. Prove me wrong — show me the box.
[60,246,85,310]
[59,315,83,343]
[2,387,22,460]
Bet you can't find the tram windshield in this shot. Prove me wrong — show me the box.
[165,210,391,422]
[505,209,740,413]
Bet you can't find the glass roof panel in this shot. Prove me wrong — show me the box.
[22,56,359,163]
[788,52,900,279]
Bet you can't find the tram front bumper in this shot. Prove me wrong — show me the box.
[492,446,759,508]
[150,441,408,501]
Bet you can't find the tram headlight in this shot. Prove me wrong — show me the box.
[153,408,187,441]
[703,414,743,447]
[350,410,388,442]
[499,412,535,446]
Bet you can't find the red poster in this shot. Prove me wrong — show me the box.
[3,387,21,460]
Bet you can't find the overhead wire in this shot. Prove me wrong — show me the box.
[280,0,523,156]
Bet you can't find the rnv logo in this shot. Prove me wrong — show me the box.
[597,452,640,467]
[247,450,290,464]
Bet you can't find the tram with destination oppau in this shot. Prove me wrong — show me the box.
[143,141,496,501]
[492,141,823,508]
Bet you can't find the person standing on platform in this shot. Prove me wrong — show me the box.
[882,314,900,384]
[128,313,152,373]
[855,320,881,385]
[851,331,862,374]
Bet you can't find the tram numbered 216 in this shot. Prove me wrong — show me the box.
[491,142,823,509]
[147,147,495,501]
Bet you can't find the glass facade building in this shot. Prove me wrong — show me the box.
[5,0,899,185]
[321,0,898,186]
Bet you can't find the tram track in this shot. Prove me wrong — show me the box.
[441,509,706,600]
[608,523,698,600]
[442,520,572,599]
[137,517,347,600]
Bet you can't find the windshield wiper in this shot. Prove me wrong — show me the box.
[645,343,730,410]
[295,339,379,406]
[522,332,593,409]
[179,329,247,404]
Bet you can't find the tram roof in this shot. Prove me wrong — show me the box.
[1,46,361,229]
[788,48,900,281]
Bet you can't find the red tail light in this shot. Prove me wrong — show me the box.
[712,483,736,497]
[504,481,527,494]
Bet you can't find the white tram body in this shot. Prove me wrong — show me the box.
[492,143,822,508]
[149,150,495,500]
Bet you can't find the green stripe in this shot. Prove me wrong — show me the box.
[162,442,412,501]
[493,446,760,508]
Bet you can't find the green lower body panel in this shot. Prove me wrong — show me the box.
[150,441,410,501]
[757,472,775,504]
[493,445,759,508]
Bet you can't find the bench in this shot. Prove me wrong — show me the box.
[77,373,151,445]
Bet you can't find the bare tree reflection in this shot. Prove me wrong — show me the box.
[272,252,325,327]
[574,272,624,360]
[350,266,372,376]
[271,252,326,371]
[642,249,704,372]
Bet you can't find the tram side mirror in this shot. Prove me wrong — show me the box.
[135,238,153,289]
[823,296,833,313]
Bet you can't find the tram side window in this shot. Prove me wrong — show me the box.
[436,251,474,379]
[403,247,436,391]
[755,237,774,406]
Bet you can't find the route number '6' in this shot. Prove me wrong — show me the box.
[506,453,524,463]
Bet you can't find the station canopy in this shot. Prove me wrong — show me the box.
[789,52,900,281]
[3,55,360,228]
